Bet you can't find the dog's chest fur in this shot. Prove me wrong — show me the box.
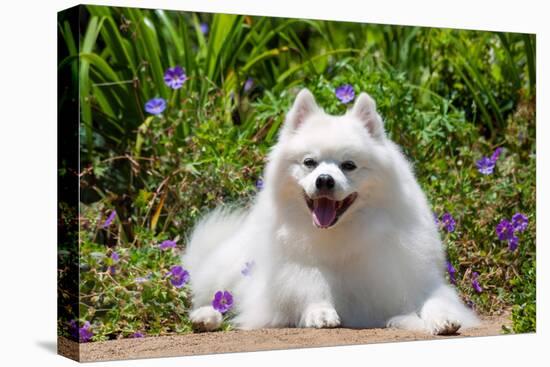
[266,220,432,327]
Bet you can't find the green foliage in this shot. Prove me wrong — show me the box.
[509,262,536,333]
[428,98,536,318]
[57,5,536,340]
[77,205,193,340]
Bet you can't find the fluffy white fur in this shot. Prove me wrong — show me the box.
[182,89,478,335]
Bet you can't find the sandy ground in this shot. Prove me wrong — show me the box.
[59,313,512,362]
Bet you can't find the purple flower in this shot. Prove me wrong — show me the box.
[212,290,233,314]
[497,213,527,251]
[159,239,177,250]
[108,252,119,274]
[446,261,457,285]
[168,265,190,288]
[335,84,355,104]
[433,212,439,225]
[200,22,209,35]
[131,332,145,338]
[101,210,116,229]
[511,212,528,233]
[144,98,167,115]
[490,147,503,162]
[496,219,514,241]
[466,300,475,309]
[471,272,483,293]
[111,252,120,262]
[255,178,264,190]
[164,66,187,89]
[241,261,255,276]
[68,319,79,339]
[476,147,503,175]
[244,77,254,93]
[476,156,495,175]
[79,321,93,343]
[441,212,456,233]
[508,236,519,252]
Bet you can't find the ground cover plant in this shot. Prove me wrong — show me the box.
[58,5,536,342]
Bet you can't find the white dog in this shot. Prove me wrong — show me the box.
[182,89,478,335]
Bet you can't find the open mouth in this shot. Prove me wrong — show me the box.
[304,192,358,229]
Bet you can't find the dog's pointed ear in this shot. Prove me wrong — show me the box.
[351,93,385,139]
[282,88,319,134]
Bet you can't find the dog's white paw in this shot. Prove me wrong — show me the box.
[386,313,425,331]
[190,306,223,332]
[426,318,461,335]
[301,305,341,328]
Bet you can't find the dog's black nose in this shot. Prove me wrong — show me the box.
[316,174,335,190]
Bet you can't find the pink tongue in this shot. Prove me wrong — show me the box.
[312,198,337,228]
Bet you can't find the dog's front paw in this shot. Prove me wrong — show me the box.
[300,305,341,328]
[190,306,223,332]
[426,318,461,335]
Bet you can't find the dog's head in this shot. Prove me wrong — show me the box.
[266,88,394,229]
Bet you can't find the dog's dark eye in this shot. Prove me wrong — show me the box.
[341,161,357,171]
[303,158,318,169]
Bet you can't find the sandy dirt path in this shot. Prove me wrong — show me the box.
[59,313,513,362]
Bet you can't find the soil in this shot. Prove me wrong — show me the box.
[59,312,512,362]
